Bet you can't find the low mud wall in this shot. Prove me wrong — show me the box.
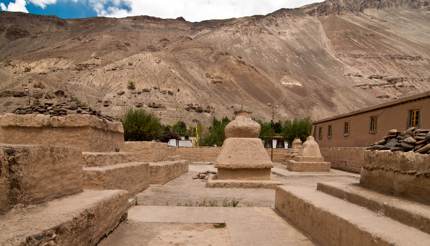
[361,151,430,205]
[321,147,366,173]
[0,114,124,152]
[121,141,290,163]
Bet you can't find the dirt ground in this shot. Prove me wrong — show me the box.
[100,164,358,246]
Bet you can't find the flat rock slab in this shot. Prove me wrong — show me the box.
[100,206,313,246]
[99,222,232,246]
[0,190,129,246]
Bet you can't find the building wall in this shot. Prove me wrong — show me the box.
[313,97,430,147]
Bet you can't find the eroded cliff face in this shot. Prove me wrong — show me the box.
[0,0,429,124]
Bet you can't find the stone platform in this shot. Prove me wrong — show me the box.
[0,144,82,214]
[0,190,129,246]
[149,160,189,184]
[0,114,124,152]
[83,162,150,196]
[286,160,331,172]
[275,184,430,246]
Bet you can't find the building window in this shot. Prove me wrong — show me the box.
[369,116,378,134]
[318,127,323,140]
[328,125,332,139]
[408,109,421,128]
[344,122,350,136]
[313,126,317,138]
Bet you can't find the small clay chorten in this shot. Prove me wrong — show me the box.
[209,111,280,188]
[287,136,330,172]
[291,138,303,156]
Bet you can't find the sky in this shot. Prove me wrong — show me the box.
[0,0,322,21]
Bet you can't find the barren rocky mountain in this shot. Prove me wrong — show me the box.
[0,0,429,125]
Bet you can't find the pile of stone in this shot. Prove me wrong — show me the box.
[193,171,217,180]
[368,128,430,154]
[13,100,115,121]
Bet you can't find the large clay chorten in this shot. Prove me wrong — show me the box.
[208,111,280,188]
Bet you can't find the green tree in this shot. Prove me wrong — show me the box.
[122,108,162,141]
[172,121,188,136]
[200,117,230,146]
[282,118,312,144]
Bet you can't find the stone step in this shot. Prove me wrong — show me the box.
[0,189,129,246]
[83,162,150,195]
[317,181,430,234]
[82,152,147,167]
[149,160,189,184]
[275,185,430,246]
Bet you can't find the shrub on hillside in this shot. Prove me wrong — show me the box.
[122,108,162,141]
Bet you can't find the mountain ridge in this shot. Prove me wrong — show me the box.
[0,0,429,125]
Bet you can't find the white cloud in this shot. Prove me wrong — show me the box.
[0,0,29,13]
[29,0,57,8]
[92,0,323,21]
[0,0,323,21]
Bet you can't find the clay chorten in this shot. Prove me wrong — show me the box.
[287,136,330,172]
[209,111,280,188]
[291,138,303,156]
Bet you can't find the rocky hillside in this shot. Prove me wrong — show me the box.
[0,0,429,125]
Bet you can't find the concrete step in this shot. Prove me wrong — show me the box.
[83,162,150,195]
[0,189,129,246]
[82,152,146,167]
[149,160,189,184]
[317,181,430,234]
[275,185,430,246]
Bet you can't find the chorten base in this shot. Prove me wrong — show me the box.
[287,159,331,172]
[217,168,272,180]
[206,174,282,189]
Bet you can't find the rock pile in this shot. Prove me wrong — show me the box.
[193,171,217,180]
[368,128,430,154]
[12,100,115,121]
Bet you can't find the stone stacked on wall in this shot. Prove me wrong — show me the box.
[13,101,115,121]
[368,128,430,154]
[0,113,124,152]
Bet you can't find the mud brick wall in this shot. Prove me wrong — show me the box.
[0,144,83,214]
[361,151,430,204]
[0,113,124,152]
[321,147,366,173]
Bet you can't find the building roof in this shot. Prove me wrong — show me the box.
[313,91,430,124]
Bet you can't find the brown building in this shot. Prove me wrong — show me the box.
[312,91,430,147]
